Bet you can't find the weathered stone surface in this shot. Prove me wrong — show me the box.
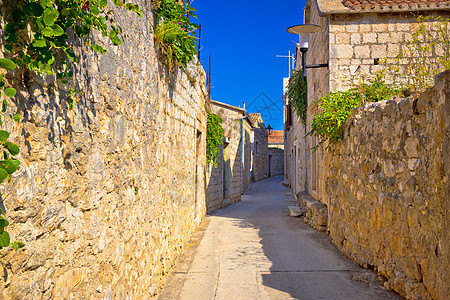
[0,1,207,299]
[250,113,269,182]
[205,101,253,213]
[327,70,449,300]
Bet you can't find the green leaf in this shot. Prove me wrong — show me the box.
[33,39,47,48]
[40,0,50,8]
[42,27,54,37]
[100,0,108,8]
[109,29,121,46]
[0,218,9,231]
[12,241,25,250]
[91,44,107,54]
[0,159,20,175]
[4,142,19,156]
[24,2,44,16]
[0,168,8,183]
[2,100,6,113]
[43,8,59,26]
[0,59,16,71]
[4,44,13,53]
[0,231,10,248]
[13,114,20,122]
[51,24,64,36]
[0,131,10,142]
[4,88,16,97]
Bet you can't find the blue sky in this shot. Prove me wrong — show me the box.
[192,0,307,130]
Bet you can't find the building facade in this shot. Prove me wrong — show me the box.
[206,100,254,213]
[249,113,269,182]
[285,0,450,205]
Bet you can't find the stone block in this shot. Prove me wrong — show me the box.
[362,33,377,44]
[371,44,387,58]
[378,33,390,44]
[355,45,370,58]
[332,44,354,59]
[336,33,350,44]
[289,206,305,217]
[350,34,361,45]
[398,98,413,115]
[387,44,400,57]
[404,138,419,158]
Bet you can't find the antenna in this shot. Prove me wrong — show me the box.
[276,50,296,77]
[303,7,306,24]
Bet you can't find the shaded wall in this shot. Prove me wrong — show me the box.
[0,1,207,298]
[327,71,449,300]
[268,148,284,177]
[206,103,252,212]
[251,119,269,182]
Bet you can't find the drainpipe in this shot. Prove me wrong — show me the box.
[241,112,246,195]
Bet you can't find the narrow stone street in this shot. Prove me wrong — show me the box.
[158,176,399,300]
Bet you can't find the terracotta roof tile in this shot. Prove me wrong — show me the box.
[268,130,284,144]
[341,0,449,10]
[249,113,261,124]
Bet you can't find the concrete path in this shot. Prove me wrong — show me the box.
[158,176,399,300]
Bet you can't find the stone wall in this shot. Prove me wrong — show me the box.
[251,115,268,182]
[0,1,207,299]
[268,148,284,177]
[326,70,449,300]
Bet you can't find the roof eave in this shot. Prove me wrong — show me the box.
[315,0,450,16]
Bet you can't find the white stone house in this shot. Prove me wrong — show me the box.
[284,0,450,213]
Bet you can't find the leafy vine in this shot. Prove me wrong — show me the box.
[206,113,224,168]
[308,72,400,150]
[286,69,307,125]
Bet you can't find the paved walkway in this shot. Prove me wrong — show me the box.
[158,176,399,300]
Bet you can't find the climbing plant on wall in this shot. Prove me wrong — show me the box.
[308,72,400,150]
[286,69,307,125]
[0,0,141,250]
[153,0,198,70]
[206,113,224,168]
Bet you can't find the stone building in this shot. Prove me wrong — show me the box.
[0,1,208,299]
[283,1,450,299]
[285,0,450,206]
[267,130,285,177]
[249,113,269,182]
[205,100,253,213]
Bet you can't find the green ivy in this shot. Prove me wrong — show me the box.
[153,0,198,70]
[308,72,400,150]
[287,70,307,125]
[206,113,224,168]
[0,0,141,251]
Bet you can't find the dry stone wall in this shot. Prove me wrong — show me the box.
[0,1,207,299]
[326,70,449,300]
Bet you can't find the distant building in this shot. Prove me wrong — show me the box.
[206,100,253,213]
[268,130,284,177]
[268,130,284,150]
[249,113,269,182]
